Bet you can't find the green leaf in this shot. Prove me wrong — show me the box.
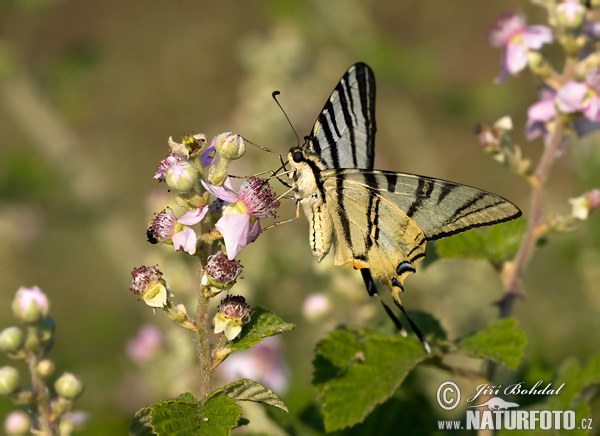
[455,318,527,369]
[208,378,288,412]
[226,306,295,352]
[435,218,525,265]
[129,393,241,436]
[312,326,428,432]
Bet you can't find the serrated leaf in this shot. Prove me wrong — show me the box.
[208,378,288,412]
[455,318,527,369]
[312,326,428,432]
[129,393,241,436]
[227,307,294,352]
[435,218,525,265]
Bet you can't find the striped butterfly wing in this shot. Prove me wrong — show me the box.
[322,169,522,303]
[307,62,376,170]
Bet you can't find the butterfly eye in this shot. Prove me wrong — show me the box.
[292,151,304,163]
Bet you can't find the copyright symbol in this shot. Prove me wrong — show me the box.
[437,381,461,410]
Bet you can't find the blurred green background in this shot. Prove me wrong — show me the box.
[2,0,600,434]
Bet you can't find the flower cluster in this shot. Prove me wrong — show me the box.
[485,3,599,210]
[488,6,600,142]
[131,131,280,341]
[0,287,87,434]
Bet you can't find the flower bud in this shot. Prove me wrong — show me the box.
[3,410,31,435]
[11,287,49,323]
[36,359,56,378]
[0,327,24,353]
[55,372,83,399]
[213,295,252,341]
[202,252,243,293]
[165,160,199,193]
[0,366,20,395]
[557,0,585,30]
[214,132,246,160]
[130,266,169,308]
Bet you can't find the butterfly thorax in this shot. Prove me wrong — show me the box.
[288,147,334,262]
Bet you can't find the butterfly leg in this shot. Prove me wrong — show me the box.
[260,200,301,232]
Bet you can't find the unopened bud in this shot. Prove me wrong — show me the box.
[0,366,20,395]
[0,327,24,353]
[55,372,83,399]
[165,160,199,193]
[3,410,31,435]
[214,133,246,160]
[36,359,56,378]
[557,0,585,30]
[12,287,49,323]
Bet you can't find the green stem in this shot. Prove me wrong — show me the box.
[196,272,213,400]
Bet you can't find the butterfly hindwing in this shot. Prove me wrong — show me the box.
[324,170,427,292]
[307,62,376,170]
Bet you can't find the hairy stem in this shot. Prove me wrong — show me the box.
[196,271,213,400]
[499,120,564,317]
[498,55,577,318]
[25,350,55,436]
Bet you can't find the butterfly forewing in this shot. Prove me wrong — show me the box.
[307,62,376,170]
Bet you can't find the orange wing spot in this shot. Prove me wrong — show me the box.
[352,260,368,269]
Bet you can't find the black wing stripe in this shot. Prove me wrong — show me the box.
[385,173,397,193]
[356,64,376,170]
[318,108,339,168]
[363,173,380,252]
[444,192,489,224]
[406,178,435,218]
[437,182,457,205]
[337,76,358,167]
[335,175,353,248]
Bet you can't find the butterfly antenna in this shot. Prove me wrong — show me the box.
[272,91,300,149]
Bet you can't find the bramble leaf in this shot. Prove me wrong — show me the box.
[208,378,288,412]
[226,306,294,352]
[312,326,428,432]
[455,318,527,369]
[129,393,241,436]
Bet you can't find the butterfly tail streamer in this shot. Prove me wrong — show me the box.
[361,269,430,353]
[361,269,408,336]
[391,286,431,354]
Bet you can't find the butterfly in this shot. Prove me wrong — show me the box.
[286,62,521,351]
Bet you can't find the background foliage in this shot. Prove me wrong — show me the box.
[1,0,600,434]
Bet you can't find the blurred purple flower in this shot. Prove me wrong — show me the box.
[126,324,163,363]
[488,12,553,83]
[217,336,289,393]
[526,88,557,141]
[202,177,279,259]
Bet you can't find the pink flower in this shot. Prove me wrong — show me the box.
[488,12,553,83]
[153,153,181,181]
[525,88,557,141]
[147,207,207,255]
[202,177,280,259]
